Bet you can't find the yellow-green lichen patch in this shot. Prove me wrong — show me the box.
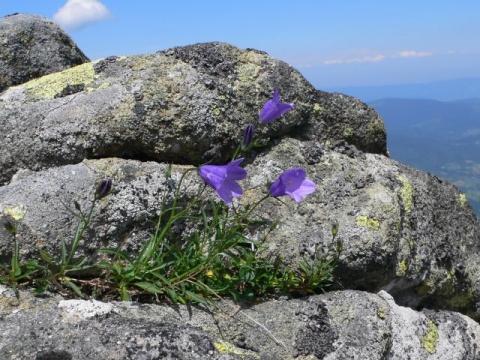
[343,127,354,138]
[356,215,380,230]
[448,291,475,309]
[459,193,467,208]
[397,175,413,215]
[236,62,261,83]
[369,116,385,136]
[23,62,99,100]
[421,320,438,354]
[417,277,435,297]
[313,103,322,115]
[211,105,221,116]
[86,81,111,93]
[398,259,407,275]
[214,340,258,358]
[3,205,27,220]
[240,50,267,64]
[377,306,386,319]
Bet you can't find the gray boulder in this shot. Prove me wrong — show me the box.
[1,38,480,358]
[1,286,479,359]
[0,13,89,92]
[0,42,386,186]
[1,137,479,320]
[245,137,480,320]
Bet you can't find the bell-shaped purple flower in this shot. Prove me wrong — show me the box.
[259,89,294,124]
[270,168,315,202]
[242,123,255,150]
[199,158,247,205]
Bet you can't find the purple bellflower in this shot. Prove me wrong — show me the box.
[242,123,255,150]
[199,158,247,205]
[270,168,315,202]
[259,89,294,124]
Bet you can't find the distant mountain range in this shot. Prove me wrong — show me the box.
[368,97,480,217]
[326,77,480,102]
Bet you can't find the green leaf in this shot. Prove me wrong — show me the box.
[166,288,177,300]
[61,237,67,263]
[134,281,164,294]
[32,285,48,296]
[185,290,207,304]
[120,286,131,301]
[38,248,54,264]
[66,281,84,298]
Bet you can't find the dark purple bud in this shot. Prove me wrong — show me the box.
[242,123,255,150]
[95,178,113,200]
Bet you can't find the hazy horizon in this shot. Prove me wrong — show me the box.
[2,1,480,89]
[324,76,480,102]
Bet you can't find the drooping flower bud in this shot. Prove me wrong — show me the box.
[95,178,113,200]
[242,123,255,150]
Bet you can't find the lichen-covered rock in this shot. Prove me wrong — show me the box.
[245,137,480,320]
[1,37,479,357]
[1,286,479,359]
[2,137,479,320]
[312,90,387,154]
[0,288,228,359]
[0,13,89,92]
[0,158,202,262]
[0,42,386,186]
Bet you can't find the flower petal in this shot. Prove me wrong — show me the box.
[269,168,315,202]
[198,158,246,205]
[226,158,247,180]
[216,180,243,205]
[259,89,294,124]
[199,165,226,189]
[287,179,316,203]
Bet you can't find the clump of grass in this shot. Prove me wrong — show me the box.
[0,220,40,298]
[0,170,341,304]
[0,89,342,304]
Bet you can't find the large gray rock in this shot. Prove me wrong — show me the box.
[1,286,479,359]
[1,39,480,357]
[0,42,386,186]
[0,13,89,92]
[1,137,479,320]
[245,137,480,320]
[0,158,202,261]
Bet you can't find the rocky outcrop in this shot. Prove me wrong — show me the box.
[2,137,479,320]
[1,28,480,358]
[246,137,480,319]
[0,13,89,92]
[1,286,479,359]
[0,42,386,186]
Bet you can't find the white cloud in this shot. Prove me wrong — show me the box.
[322,50,434,66]
[53,0,112,30]
[324,54,385,65]
[395,50,433,58]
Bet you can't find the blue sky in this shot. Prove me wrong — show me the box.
[2,1,480,88]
